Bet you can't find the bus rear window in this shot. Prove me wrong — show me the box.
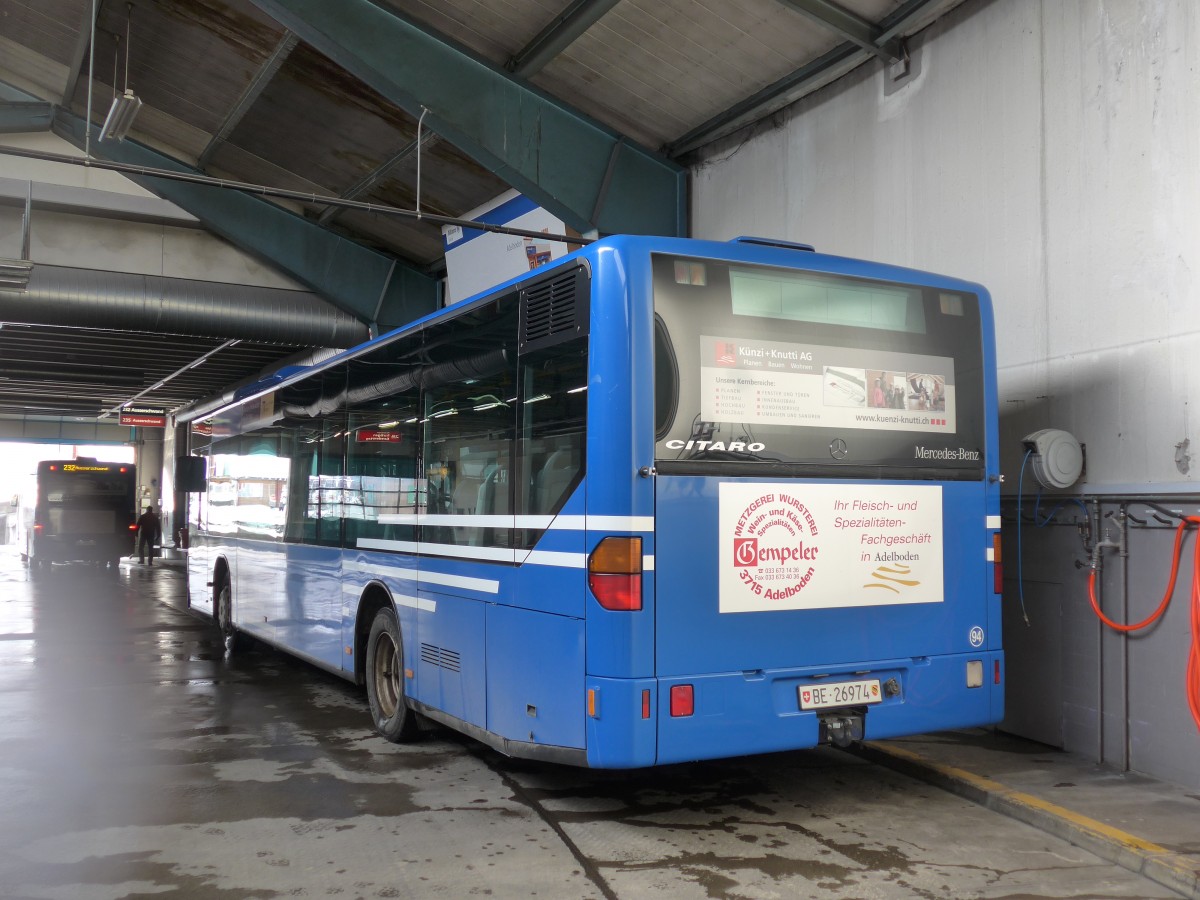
[652,254,986,478]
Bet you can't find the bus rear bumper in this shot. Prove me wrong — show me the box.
[33,537,128,564]
[587,653,1004,767]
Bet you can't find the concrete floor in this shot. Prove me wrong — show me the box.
[0,545,1191,899]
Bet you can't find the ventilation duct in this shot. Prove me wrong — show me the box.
[0,264,369,347]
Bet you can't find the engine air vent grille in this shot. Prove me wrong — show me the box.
[420,643,462,673]
[520,265,589,352]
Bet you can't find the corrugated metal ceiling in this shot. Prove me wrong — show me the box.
[0,0,965,421]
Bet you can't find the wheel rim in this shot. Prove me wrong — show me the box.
[372,631,401,719]
[219,587,234,640]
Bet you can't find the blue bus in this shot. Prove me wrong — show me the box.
[185,234,1002,767]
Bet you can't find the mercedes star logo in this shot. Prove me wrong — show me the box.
[830,438,849,460]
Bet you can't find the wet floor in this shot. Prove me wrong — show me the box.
[0,546,1175,899]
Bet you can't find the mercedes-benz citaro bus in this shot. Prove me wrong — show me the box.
[25,458,137,570]
[184,234,1002,768]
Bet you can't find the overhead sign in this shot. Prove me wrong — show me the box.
[441,190,575,304]
[356,430,402,443]
[120,405,167,428]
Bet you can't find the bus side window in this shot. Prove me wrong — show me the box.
[516,340,587,522]
[416,300,520,550]
[534,448,576,514]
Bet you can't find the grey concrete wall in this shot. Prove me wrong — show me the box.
[690,0,1200,788]
[0,132,305,290]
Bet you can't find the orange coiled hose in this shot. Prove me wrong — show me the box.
[1190,528,1200,734]
[1086,517,1200,732]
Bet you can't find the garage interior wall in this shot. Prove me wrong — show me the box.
[0,131,307,290]
[690,0,1200,789]
[0,130,310,511]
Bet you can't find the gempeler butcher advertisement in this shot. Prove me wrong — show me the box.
[719,482,944,613]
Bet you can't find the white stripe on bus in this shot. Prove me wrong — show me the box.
[347,561,500,594]
[357,538,518,563]
[548,515,655,532]
[357,537,655,572]
[340,585,435,612]
[374,513,654,532]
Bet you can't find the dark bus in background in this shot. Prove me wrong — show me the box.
[23,459,137,570]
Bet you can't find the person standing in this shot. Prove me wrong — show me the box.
[136,505,161,566]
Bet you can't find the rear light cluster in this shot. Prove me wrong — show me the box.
[587,536,642,611]
[669,684,694,717]
[993,533,1003,593]
[966,660,1003,687]
[585,535,699,720]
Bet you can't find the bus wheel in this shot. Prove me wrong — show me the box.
[365,607,419,743]
[217,582,245,653]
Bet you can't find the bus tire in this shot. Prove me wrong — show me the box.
[365,607,419,743]
[217,581,246,654]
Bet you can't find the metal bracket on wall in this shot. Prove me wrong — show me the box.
[0,181,34,292]
[883,41,920,96]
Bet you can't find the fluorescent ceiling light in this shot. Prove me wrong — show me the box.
[98,89,142,142]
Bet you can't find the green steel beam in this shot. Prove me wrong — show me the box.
[248,0,686,238]
[61,1,99,106]
[317,129,438,226]
[53,112,438,333]
[775,0,904,63]
[197,31,300,171]
[0,101,54,133]
[667,0,938,158]
[507,0,623,78]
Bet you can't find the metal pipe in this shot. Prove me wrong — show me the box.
[1118,507,1130,772]
[99,340,240,420]
[2,264,367,346]
[0,143,593,247]
[85,0,95,159]
[1092,498,1105,765]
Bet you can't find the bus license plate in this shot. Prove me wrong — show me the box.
[798,679,882,710]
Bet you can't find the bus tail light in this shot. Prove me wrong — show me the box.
[128,523,139,531]
[641,689,651,719]
[992,533,1003,593]
[994,660,1002,684]
[670,684,693,717]
[588,536,642,611]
